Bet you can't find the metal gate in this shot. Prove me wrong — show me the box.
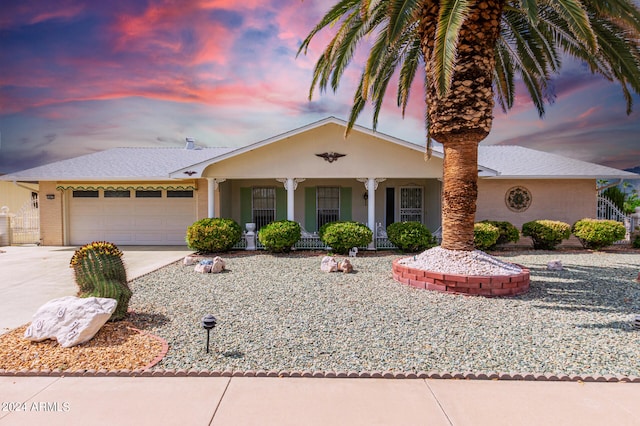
[10,197,40,244]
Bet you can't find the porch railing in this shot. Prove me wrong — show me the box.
[596,196,632,243]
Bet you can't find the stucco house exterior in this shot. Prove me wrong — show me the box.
[1,117,637,247]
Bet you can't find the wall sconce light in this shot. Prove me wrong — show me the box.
[46,194,55,200]
[363,192,368,201]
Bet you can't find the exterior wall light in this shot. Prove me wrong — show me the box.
[46,194,55,200]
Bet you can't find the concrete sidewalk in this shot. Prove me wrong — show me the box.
[0,245,193,335]
[1,376,639,425]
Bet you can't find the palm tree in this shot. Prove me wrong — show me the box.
[298,0,640,251]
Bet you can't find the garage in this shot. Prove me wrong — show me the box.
[67,187,196,246]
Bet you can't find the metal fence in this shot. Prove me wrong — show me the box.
[7,198,40,245]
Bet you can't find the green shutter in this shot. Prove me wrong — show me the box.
[340,187,352,221]
[304,187,317,231]
[240,187,252,228]
[276,187,287,221]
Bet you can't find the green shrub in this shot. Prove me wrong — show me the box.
[185,218,242,253]
[521,220,571,250]
[571,218,626,250]
[632,230,640,249]
[473,222,500,250]
[70,241,131,321]
[386,221,437,252]
[480,220,520,247]
[258,220,301,252]
[319,221,372,254]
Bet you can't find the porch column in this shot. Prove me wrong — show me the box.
[207,178,226,218]
[277,178,305,221]
[357,177,386,248]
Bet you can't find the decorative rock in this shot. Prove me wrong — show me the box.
[183,255,198,266]
[337,258,353,273]
[24,296,117,348]
[348,247,358,257]
[320,256,338,272]
[194,262,212,273]
[194,257,225,273]
[547,260,563,271]
[211,256,226,273]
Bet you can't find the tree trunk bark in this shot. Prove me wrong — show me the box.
[419,0,505,251]
[441,137,479,250]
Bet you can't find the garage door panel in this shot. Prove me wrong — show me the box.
[69,193,195,245]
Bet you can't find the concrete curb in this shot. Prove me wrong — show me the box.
[0,368,638,382]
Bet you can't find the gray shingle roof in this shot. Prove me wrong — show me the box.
[477,146,638,179]
[1,126,636,181]
[1,147,234,181]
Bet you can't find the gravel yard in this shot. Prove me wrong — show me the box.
[128,250,640,377]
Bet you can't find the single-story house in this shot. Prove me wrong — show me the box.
[1,117,638,247]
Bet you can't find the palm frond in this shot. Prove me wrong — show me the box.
[433,0,472,97]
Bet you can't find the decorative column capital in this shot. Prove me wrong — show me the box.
[356,178,386,191]
[209,178,226,190]
[276,178,305,190]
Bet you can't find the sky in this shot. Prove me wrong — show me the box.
[1,0,639,175]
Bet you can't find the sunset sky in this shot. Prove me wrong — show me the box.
[1,0,639,175]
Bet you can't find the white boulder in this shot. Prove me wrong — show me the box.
[547,260,563,271]
[211,256,226,273]
[183,255,198,266]
[320,256,338,272]
[24,296,117,348]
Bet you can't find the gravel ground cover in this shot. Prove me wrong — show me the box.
[128,250,640,376]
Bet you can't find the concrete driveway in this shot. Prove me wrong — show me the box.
[0,245,193,335]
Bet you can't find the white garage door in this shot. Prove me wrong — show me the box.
[69,189,196,245]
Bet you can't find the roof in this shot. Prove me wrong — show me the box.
[477,146,639,179]
[1,147,234,181]
[1,118,637,181]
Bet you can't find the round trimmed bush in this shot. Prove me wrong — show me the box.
[386,221,437,252]
[473,222,500,250]
[480,220,520,247]
[319,221,372,254]
[258,220,301,253]
[521,220,571,250]
[185,218,242,253]
[572,218,626,250]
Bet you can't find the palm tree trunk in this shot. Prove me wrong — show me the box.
[441,137,478,250]
[420,0,505,251]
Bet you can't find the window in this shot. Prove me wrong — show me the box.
[72,190,99,198]
[104,190,130,198]
[167,190,193,198]
[252,187,275,230]
[317,186,340,228]
[136,190,162,198]
[399,187,423,222]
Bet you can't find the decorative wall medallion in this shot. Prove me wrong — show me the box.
[316,152,346,163]
[505,186,532,212]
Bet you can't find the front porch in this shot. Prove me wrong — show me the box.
[207,177,442,250]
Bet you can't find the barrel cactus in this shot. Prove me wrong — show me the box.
[70,241,131,321]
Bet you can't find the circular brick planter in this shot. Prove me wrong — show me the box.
[392,258,530,296]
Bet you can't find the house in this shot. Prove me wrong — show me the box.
[1,117,637,247]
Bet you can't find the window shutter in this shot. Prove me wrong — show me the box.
[304,187,316,231]
[339,187,352,221]
[240,187,252,228]
[275,187,287,221]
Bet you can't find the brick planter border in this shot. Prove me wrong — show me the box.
[392,258,530,296]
